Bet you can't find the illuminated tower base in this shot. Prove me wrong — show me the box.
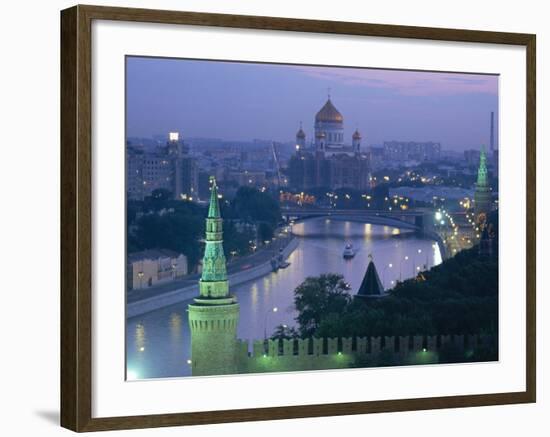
[188,297,239,376]
[474,186,491,224]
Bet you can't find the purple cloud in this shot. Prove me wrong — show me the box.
[291,65,498,97]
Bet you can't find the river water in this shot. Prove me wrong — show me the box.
[126,218,442,379]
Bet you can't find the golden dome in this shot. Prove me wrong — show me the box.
[353,129,361,139]
[296,127,306,138]
[315,98,344,123]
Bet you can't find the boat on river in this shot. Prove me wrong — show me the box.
[343,243,356,259]
[271,248,291,271]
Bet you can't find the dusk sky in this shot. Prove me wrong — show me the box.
[126,56,499,151]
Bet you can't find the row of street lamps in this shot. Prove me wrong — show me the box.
[261,245,437,338]
[381,247,435,289]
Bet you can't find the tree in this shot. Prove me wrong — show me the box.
[270,324,299,340]
[222,221,255,258]
[291,244,498,358]
[133,207,204,270]
[232,186,281,226]
[294,274,352,337]
[144,188,174,211]
[257,222,274,243]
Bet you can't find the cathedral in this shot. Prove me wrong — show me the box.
[289,95,371,190]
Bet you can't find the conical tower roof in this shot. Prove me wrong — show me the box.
[199,176,229,298]
[296,122,306,139]
[476,145,488,187]
[357,258,384,297]
[208,177,221,218]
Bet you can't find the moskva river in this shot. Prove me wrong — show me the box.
[126,218,442,379]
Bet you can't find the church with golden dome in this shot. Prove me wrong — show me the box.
[289,95,370,190]
[312,96,361,157]
[298,95,362,157]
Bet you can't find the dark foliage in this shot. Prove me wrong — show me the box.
[232,186,281,227]
[293,274,352,338]
[293,246,498,340]
[270,324,300,340]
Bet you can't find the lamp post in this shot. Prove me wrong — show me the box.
[171,262,178,280]
[137,271,144,289]
[413,249,422,275]
[264,306,278,341]
[400,256,409,281]
[383,263,393,290]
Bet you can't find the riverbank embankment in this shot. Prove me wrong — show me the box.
[127,237,299,318]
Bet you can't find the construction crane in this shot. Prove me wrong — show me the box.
[271,141,283,187]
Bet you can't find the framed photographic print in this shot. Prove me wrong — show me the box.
[60,5,536,432]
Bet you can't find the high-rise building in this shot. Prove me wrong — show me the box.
[141,153,173,196]
[125,132,198,201]
[126,143,145,200]
[188,178,240,376]
[383,141,441,162]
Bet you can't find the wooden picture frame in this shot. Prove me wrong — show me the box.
[60,4,536,432]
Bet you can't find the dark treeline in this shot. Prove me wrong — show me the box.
[287,246,497,341]
[272,244,498,364]
[127,186,282,271]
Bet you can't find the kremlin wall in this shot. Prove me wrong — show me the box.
[188,333,495,376]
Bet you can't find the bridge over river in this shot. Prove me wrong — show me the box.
[282,207,447,259]
[282,207,435,233]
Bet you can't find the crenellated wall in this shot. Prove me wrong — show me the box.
[227,333,495,375]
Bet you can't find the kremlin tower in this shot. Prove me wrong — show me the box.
[188,177,240,376]
[474,145,491,225]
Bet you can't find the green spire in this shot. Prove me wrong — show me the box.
[476,145,488,187]
[208,176,221,218]
[199,177,229,298]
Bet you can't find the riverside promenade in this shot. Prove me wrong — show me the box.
[126,233,298,318]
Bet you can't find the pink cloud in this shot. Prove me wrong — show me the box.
[291,65,498,97]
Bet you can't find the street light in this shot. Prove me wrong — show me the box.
[413,249,423,275]
[264,307,278,340]
[383,263,393,289]
[171,262,178,280]
[137,271,144,289]
[400,255,409,281]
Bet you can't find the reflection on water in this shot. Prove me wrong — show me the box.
[170,312,181,343]
[135,323,145,352]
[126,219,441,379]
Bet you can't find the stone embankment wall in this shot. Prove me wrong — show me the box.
[127,237,299,318]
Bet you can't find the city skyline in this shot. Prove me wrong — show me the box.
[126,56,499,151]
[126,56,499,379]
